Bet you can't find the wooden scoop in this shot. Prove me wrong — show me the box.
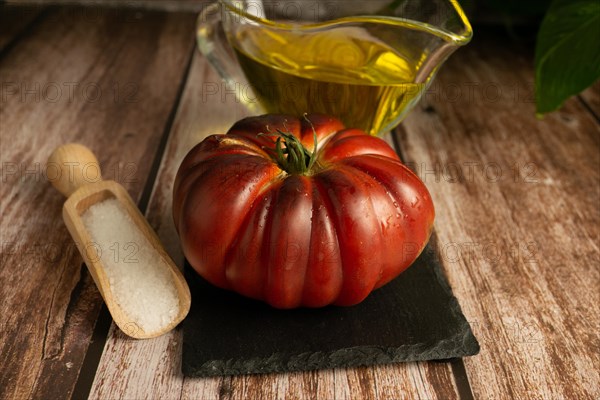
[48,143,191,339]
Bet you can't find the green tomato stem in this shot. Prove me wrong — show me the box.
[261,120,318,176]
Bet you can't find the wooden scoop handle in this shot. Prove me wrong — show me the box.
[47,143,103,197]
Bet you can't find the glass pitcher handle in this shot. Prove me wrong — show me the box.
[197,3,262,113]
[197,4,239,85]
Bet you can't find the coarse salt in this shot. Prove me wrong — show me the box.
[82,198,179,334]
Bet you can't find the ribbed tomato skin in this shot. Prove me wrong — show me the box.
[173,114,434,308]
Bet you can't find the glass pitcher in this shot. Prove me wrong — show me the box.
[197,0,472,136]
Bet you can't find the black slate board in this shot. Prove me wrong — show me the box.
[182,244,479,377]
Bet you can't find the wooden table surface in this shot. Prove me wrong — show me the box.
[1,4,599,400]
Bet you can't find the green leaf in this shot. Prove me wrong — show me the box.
[535,0,600,115]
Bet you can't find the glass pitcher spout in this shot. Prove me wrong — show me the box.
[349,0,474,84]
[198,0,473,136]
[220,0,472,40]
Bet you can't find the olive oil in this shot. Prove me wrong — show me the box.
[232,26,425,136]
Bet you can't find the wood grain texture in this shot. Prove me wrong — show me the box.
[0,6,195,399]
[89,50,463,400]
[6,0,208,12]
[89,45,252,400]
[6,6,597,398]
[580,81,600,121]
[395,31,600,399]
[0,4,44,53]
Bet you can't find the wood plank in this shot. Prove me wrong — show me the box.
[89,46,252,400]
[6,0,206,12]
[395,30,600,399]
[0,5,44,53]
[0,7,196,399]
[580,81,600,120]
[90,49,463,399]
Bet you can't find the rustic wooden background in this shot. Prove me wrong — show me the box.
[0,3,598,399]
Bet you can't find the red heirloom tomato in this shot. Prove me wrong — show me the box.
[173,114,434,309]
